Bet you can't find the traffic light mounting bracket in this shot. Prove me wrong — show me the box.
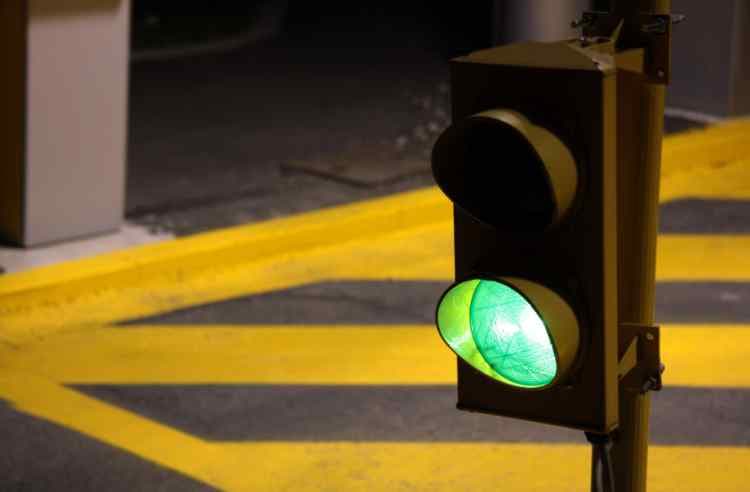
[573,10,682,84]
[618,323,663,394]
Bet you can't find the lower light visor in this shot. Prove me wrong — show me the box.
[436,277,580,389]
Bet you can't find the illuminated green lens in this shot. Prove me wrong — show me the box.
[437,279,557,388]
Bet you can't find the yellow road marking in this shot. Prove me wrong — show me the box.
[1,119,745,294]
[0,187,451,298]
[659,118,750,200]
[2,223,749,345]
[1,112,750,491]
[1,122,750,342]
[0,221,454,345]
[661,119,750,176]
[0,374,217,488]
[0,373,746,491]
[4,324,747,388]
[660,326,750,388]
[661,157,750,202]
[0,326,454,385]
[214,442,748,492]
[657,235,750,281]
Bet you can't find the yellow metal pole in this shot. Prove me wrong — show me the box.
[609,0,671,491]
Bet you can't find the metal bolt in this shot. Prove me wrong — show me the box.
[671,14,687,25]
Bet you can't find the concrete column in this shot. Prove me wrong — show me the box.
[493,0,592,45]
[0,0,130,247]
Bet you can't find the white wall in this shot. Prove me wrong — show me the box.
[24,0,130,245]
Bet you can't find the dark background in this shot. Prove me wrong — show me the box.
[127,1,495,234]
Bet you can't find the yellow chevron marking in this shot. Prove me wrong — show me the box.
[657,235,750,281]
[214,442,748,492]
[0,373,746,492]
[2,121,750,343]
[660,119,750,201]
[3,324,747,388]
[2,227,748,345]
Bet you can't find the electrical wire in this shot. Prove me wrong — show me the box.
[586,432,616,492]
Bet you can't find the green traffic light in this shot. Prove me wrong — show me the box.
[437,279,559,388]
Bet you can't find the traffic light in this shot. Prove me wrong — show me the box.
[432,41,619,433]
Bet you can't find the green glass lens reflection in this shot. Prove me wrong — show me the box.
[437,279,496,377]
[469,281,556,387]
[437,279,557,388]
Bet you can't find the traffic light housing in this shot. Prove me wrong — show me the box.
[433,41,619,433]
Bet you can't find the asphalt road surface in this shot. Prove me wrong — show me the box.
[2,6,747,490]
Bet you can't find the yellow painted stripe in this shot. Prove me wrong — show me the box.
[2,120,750,342]
[660,326,750,389]
[2,220,748,346]
[213,442,748,492]
[661,157,750,202]
[657,235,750,281]
[10,118,743,295]
[4,325,748,388]
[661,118,750,177]
[0,186,451,297]
[0,221,453,345]
[0,374,746,491]
[0,326,453,385]
[661,118,750,201]
[0,374,217,487]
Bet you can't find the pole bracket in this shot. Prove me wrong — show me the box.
[572,10,683,84]
[618,323,664,393]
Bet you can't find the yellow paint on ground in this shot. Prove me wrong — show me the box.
[662,119,750,177]
[659,119,750,202]
[2,120,750,343]
[0,220,454,345]
[4,324,747,388]
[661,157,750,202]
[0,187,452,343]
[213,442,749,492]
[657,235,750,281]
[659,118,750,200]
[660,325,750,388]
[0,373,217,488]
[2,223,749,345]
[1,108,750,492]
[0,373,746,491]
[0,325,453,385]
[1,120,750,344]
[0,187,451,298]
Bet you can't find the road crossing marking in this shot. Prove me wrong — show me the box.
[0,373,747,492]
[2,226,749,346]
[3,120,750,343]
[2,119,750,490]
[2,324,747,388]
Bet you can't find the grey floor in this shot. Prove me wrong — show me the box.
[126,3,702,237]
[126,3,479,235]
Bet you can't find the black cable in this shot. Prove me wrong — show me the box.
[585,432,616,492]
